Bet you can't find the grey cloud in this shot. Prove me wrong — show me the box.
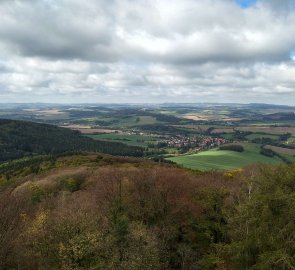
[0,0,295,104]
[0,0,295,64]
[259,0,295,12]
[0,62,10,73]
[0,0,119,61]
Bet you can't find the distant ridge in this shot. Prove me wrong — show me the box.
[0,119,144,162]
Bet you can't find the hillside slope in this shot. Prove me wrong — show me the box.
[0,119,144,162]
[167,143,295,171]
[0,153,294,269]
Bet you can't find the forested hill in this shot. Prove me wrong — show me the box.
[0,153,294,269]
[0,119,144,162]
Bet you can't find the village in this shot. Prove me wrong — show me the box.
[160,135,227,151]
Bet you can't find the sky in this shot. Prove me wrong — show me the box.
[0,0,295,104]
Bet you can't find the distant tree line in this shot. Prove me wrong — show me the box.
[260,146,292,164]
[0,119,144,162]
[219,144,244,152]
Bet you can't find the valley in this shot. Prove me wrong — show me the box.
[1,103,295,171]
[1,103,295,269]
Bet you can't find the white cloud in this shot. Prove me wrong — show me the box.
[0,0,295,104]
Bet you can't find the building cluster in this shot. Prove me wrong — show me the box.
[162,136,226,150]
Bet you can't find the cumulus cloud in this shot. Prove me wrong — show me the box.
[0,0,295,104]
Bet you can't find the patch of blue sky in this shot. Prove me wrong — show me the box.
[235,0,257,8]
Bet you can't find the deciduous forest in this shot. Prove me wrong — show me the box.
[0,153,294,269]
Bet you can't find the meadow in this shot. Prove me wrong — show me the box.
[87,133,158,147]
[264,145,295,156]
[167,143,290,171]
[245,133,280,140]
[238,126,295,135]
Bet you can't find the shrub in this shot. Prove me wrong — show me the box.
[29,184,45,204]
[260,147,275,157]
[219,144,244,152]
[57,175,85,192]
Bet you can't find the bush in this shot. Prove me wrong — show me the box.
[57,175,85,192]
[29,184,45,204]
[260,147,292,164]
[219,144,244,152]
[260,147,275,157]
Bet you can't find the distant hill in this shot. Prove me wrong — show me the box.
[262,112,295,121]
[0,119,144,162]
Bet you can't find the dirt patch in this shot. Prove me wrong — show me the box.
[238,126,295,135]
[211,128,235,134]
[172,125,210,132]
[61,125,124,134]
[182,114,242,122]
[265,145,295,155]
[61,124,92,129]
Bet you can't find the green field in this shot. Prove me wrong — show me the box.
[220,132,281,141]
[136,116,158,125]
[167,143,290,171]
[245,133,280,140]
[106,116,158,128]
[87,133,157,147]
[287,136,295,146]
[220,133,234,140]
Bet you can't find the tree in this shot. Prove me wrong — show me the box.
[225,165,295,269]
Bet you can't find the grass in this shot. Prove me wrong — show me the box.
[108,116,158,128]
[136,116,158,125]
[167,143,288,171]
[220,133,235,140]
[114,116,138,127]
[237,126,295,135]
[87,134,157,147]
[287,136,295,145]
[246,133,280,140]
[264,145,295,156]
